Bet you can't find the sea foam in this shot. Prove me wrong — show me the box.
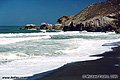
[0,31,120,80]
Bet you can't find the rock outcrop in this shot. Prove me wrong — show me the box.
[20,24,40,30]
[61,0,120,33]
[40,22,52,30]
[53,15,74,30]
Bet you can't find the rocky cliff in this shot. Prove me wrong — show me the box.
[60,0,120,33]
[53,15,74,30]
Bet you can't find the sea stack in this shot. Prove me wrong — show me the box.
[20,24,40,30]
[40,22,53,30]
[57,0,120,33]
[25,24,37,29]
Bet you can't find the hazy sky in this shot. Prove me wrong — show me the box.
[0,0,107,26]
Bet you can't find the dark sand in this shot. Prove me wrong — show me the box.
[26,45,120,80]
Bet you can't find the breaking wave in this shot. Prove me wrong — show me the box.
[0,31,120,80]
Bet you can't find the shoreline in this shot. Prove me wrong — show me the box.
[23,42,120,80]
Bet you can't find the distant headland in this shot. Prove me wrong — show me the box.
[20,0,120,33]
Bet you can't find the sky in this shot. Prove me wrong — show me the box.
[0,0,107,26]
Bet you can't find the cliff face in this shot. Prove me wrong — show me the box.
[61,0,120,33]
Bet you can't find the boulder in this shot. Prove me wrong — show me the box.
[40,22,48,29]
[40,22,53,30]
[20,24,40,30]
[47,24,53,30]
[25,24,37,29]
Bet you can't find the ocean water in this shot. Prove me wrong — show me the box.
[0,26,120,80]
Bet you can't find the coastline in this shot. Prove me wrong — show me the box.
[24,42,120,80]
[0,0,120,80]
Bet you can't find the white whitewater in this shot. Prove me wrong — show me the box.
[0,31,120,80]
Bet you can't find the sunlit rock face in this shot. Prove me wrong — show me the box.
[20,24,40,30]
[40,22,53,30]
[62,0,120,33]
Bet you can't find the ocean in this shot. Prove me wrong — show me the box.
[0,26,120,80]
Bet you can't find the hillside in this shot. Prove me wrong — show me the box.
[56,0,120,33]
[74,0,120,21]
